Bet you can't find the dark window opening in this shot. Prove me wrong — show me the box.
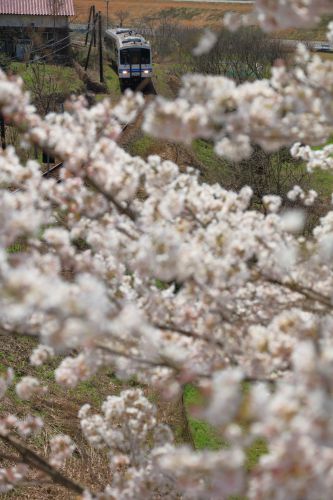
[120,48,150,65]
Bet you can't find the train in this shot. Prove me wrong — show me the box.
[104,28,153,86]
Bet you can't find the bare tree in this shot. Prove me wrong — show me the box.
[29,64,61,115]
[145,19,197,62]
[114,10,130,28]
[223,147,309,201]
[188,28,286,83]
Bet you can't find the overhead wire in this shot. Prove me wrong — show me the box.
[4,24,94,64]
[29,24,98,64]
[4,33,71,64]
[28,41,73,64]
[29,33,72,54]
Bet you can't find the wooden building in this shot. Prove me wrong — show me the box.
[0,0,75,60]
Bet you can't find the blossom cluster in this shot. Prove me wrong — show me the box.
[224,0,333,32]
[15,376,47,400]
[143,44,333,162]
[49,434,76,467]
[79,389,176,498]
[1,0,333,497]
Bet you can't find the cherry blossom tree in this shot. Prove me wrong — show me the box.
[1,0,333,497]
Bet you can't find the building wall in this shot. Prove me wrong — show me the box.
[0,26,71,60]
[0,14,68,28]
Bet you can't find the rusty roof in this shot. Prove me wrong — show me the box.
[0,0,75,16]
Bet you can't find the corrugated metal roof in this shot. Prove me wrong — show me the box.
[0,0,75,16]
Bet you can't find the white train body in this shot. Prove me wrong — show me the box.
[104,28,153,81]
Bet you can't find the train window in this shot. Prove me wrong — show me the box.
[120,48,151,65]
[120,49,130,64]
[123,38,142,44]
[141,49,150,64]
[130,49,141,65]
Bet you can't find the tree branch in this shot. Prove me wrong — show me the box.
[96,343,175,370]
[153,322,225,349]
[0,434,85,495]
[264,276,332,308]
[85,175,138,222]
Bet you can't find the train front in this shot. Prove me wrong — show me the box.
[118,39,153,82]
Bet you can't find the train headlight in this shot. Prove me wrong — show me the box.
[143,70,149,74]
[122,70,128,75]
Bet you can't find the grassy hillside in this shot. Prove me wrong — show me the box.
[10,63,84,96]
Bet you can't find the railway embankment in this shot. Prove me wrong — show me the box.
[73,61,108,93]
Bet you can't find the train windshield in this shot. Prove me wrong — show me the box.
[120,48,150,65]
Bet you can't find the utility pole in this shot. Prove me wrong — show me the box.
[85,12,98,71]
[85,6,93,46]
[93,5,96,47]
[105,0,110,30]
[98,12,104,83]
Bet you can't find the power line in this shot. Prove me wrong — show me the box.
[4,34,71,64]
[4,25,94,64]
[29,34,71,55]
[28,41,73,65]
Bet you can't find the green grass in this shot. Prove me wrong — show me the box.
[192,139,229,184]
[68,379,108,407]
[192,138,333,196]
[188,417,224,450]
[245,438,268,471]
[0,351,15,365]
[10,62,84,96]
[155,279,169,290]
[310,168,333,196]
[184,384,268,471]
[192,139,223,170]
[152,64,175,98]
[304,136,333,195]
[6,241,26,253]
[183,385,225,450]
[129,135,157,157]
[95,93,111,103]
[104,65,121,99]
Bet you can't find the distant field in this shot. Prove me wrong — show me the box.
[72,0,251,26]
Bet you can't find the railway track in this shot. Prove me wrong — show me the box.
[42,161,64,180]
